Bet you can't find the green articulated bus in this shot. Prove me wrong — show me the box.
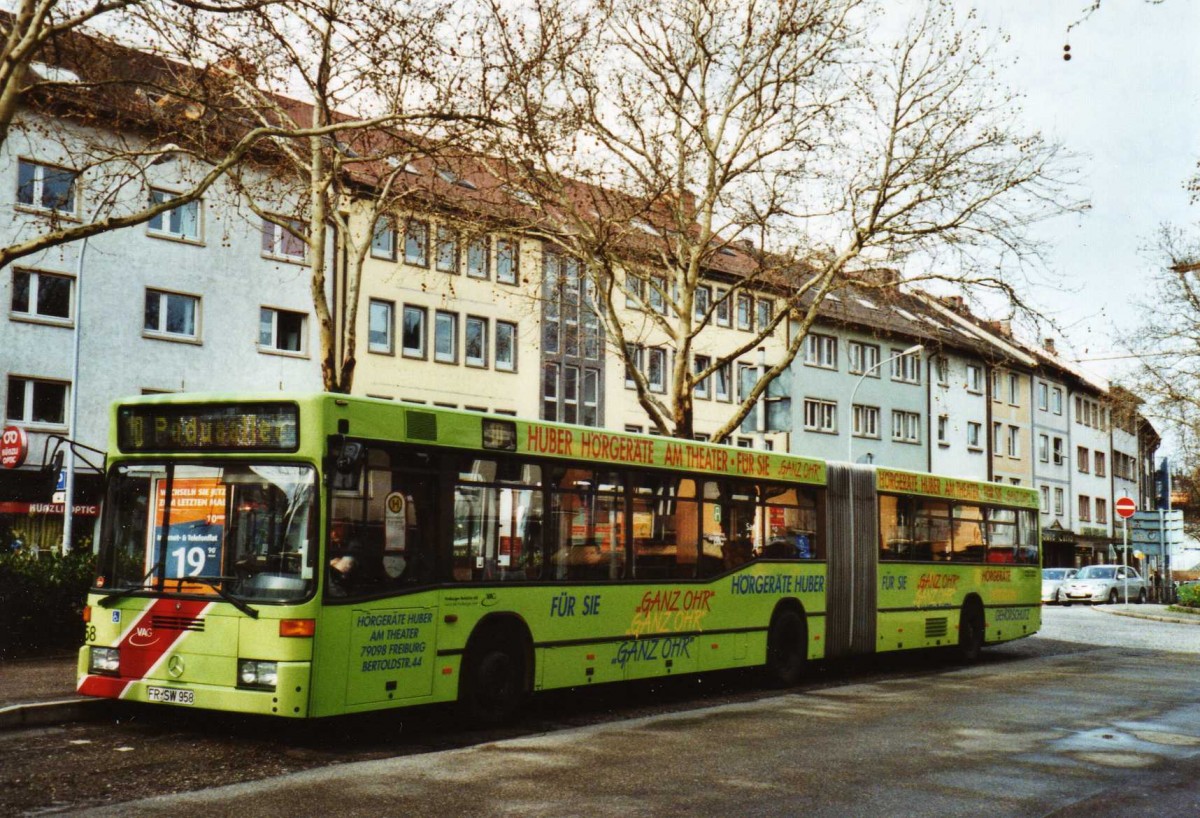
[78,393,1041,721]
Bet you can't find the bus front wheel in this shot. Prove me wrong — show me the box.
[459,628,528,726]
[765,608,807,687]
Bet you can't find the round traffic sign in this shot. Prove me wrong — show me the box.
[1115,496,1137,519]
[1,425,27,469]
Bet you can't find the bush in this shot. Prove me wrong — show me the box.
[1178,583,1200,609]
[0,549,95,660]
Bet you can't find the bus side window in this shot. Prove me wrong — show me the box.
[631,475,698,580]
[454,458,544,582]
[762,485,820,560]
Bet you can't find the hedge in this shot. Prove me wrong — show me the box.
[1177,583,1200,609]
[0,550,95,660]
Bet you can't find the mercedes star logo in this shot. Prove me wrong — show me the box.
[167,655,185,678]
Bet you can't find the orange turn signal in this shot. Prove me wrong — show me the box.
[82,606,91,623]
[280,619,316,638]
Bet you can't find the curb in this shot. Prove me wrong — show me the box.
[0,698,112,731]
[1101,607,1200,627]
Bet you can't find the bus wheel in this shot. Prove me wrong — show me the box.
[765,609,807,687]
[459,629,528,726]
[956,601,985,664]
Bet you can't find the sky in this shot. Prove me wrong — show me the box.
[965,0,1200,383]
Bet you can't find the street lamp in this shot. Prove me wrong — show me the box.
[62,148,178,554]
[845,342,923,649]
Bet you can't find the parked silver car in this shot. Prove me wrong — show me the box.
[1041,568,1078,604]
[1061,565,1148,604]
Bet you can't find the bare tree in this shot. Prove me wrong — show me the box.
[154,0,528,391]
[485,0,1082,439]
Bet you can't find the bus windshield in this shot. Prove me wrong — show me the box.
[98,462,317,603]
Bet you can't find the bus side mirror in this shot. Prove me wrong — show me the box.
[330,439,364,491]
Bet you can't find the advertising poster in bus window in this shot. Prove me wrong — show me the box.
[383,491,407,579]
[147,478,227,583]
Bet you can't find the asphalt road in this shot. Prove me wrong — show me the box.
[9,606,1200,817]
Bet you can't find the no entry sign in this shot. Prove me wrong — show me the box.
[1115,496,1137,519]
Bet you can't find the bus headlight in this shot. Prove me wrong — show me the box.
[90,647,120,675]
[237,660,278,690]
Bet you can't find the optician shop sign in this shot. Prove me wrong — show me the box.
[1,426,28,469]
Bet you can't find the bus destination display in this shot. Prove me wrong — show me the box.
[118,403,299,452]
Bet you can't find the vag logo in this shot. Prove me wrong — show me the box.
[128,626,158,647]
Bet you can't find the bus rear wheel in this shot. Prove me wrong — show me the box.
[765,608,807,687]
[459,629,528,726]
[956,601,985,664]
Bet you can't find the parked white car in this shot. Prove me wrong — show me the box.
[1061,565,1148,604]
[1041,568,1078,604]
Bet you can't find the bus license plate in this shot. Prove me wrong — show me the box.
[146,686,194,705]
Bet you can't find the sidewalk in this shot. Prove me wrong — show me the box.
[1097,602,1200,626]
[0,653,107,730]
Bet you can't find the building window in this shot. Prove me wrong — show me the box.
[465,316,488,367]
[849,341,880,377]
[967,421,982,449]
[1053,437,1064,464]
[736,293,753,331]
[144,289,198,339]
[695,286,711,321]
[804,334,838,369]
[647,348,667,393]
[542,363,559,421]
[935,356,949,386]
[5,376,68,425]
[371,217,396,259]
[624,344,644,389]
[852,404,879,438]
[1038,434,1049,462]
[892,410,920,443]
[1007,425,1019,457]
[1008,373,1020,405]
[148,189,200,240]
[757,299,773,332]
[495,321,517,371]
[804,399,837,433]
[582,369,599,427]
[1077,446,1090,473]
[404,219,429,267]
[1095,451,1106,477]
[1078,495,1091,522]
[1096,498,1107,524]
[694,354,711,399]
[966,364,983,393]
[992,422,1002,451]
[258,307,305,353]
[1052,387,1063,414]
[496,238,518,284]
[434,311,458,363]
[890,348,921,384]
[402,305,427,358]
[368,299,393,354]
[1040,485,1050,514]
[992,370,1001,401]
[715,288,731,327]
[435,226,458,273]
[715,362,731,401]
[11,269,71,321]
[647,276,668,316]
[261,217,306,261]
[1037,382,1049,411]
[466,236,489,278]
[1054,488,1064,516]
[16,159,76,215]
[937,414,948,444]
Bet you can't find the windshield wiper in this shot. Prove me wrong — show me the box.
[175,576,260,619]
[98,566,159,608]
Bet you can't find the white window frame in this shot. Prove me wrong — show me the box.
[147,188,201,241]
[495,320,517,372]
[371,216,396,260]
[1037,382,1049,411]
[1007,425,1019,457]
[434,310,458,363]
[1038,434,1049,462]
[892,410,920,444]
[849,341,880,377]
[368,299,394,354]
[967,421,982,450]
[966,364,983,393]
[435,225,459,273]
[852,404,879,439]
[937,414,948,444]
[736,293,753,331]
[258,306,307,354]
[1054,488,1064,515]
[16,159,77,215]
[144,288,199,340]
[11,268,72,324]
[496,238,518,285]
[465,315,488,368]
[715,288,731,328]
[715,362,731,401]
[695,285,711,321]
[890,348,920,384]
[1008,373,1020,405]
[404,219,429,267]
[402,305,427,359]
[804,333,838,369]
[694,354,711,399]
[647,348,667,393]
[804,398,837,433]
[261,216,307,262]
[5,375,69,426]
[466,235,490,279]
